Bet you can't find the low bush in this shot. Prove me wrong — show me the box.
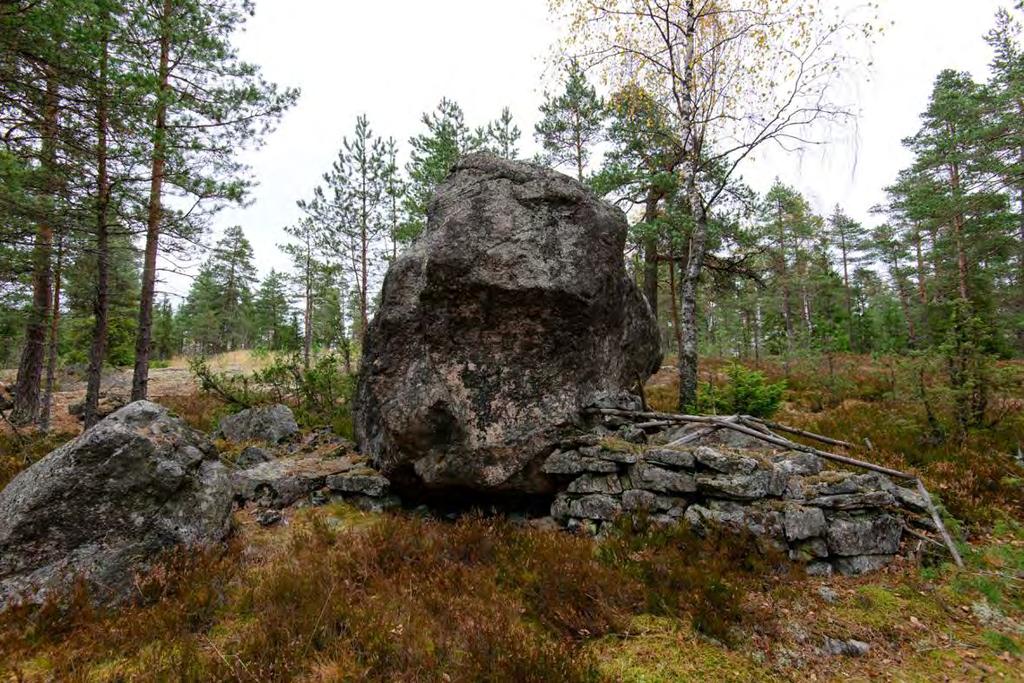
[191,353,357,438]
[599,516,787,645]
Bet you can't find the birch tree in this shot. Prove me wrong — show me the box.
[550,0,875,408]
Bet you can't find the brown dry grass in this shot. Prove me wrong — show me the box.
[0,507,791,682]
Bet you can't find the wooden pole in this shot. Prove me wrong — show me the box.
[915,477,964,568]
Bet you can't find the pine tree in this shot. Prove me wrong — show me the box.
[381,137,405,262]
[827,206,868,350]
[985,8,1024,351]
[281,215,330,368]
[534,59,605,181]
[401,98,478,242]
[177,265,223,355]
[484,107,521,159]
[252,270,293,351]
[209,225,257,350]
[129,0,298,400]
[317,115,387,344]
[594,84,684,320]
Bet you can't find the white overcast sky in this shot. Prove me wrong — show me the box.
[172,0,1016,298]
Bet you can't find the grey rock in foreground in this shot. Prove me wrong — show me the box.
[0,401,233,609]
[216,403,298,445]
[356,153,661,493]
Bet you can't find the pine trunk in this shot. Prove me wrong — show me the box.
[85,33,111,429]
[841,235,854,349]
[39,237,63,431]
[642,189,660,319]
[303,249,312,369]
[668,258,682,357]
[131,0,173,401]
[11,72,59,425]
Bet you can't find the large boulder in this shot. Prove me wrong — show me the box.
[0,401,233,608]
[356,154,661,493]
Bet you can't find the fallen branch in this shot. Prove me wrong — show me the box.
[665,415,739,448]
[746,416,857,450]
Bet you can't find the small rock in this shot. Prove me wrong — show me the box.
[621,489,657,511]
[832,554,895,576]
[588,391,644,412]
[255,509,283,527]
[236,446,274,469]
[684,503,746,536]
[551,494,572,521]
[771,451,823,476]
[579,445,637,464]
[616,424,647,444]
[643,448,696,469]
[696,470,772,500]
[817,585,839,603]
[541,450,618,475]
[232,455,359,508]
[784,505,827,541]
[823,637,870,657]
[568,494,622,521]
[566,473,623,495]
[326,471,390,497]
[630,462,696,493]
[789,537,829,561]
[693,446,758,474]
[806,491,896,510]
[826,513,902,556]
[217,404,299,445]
[891,485,929,513]
[806,472,894,497]
[806,561,834,577]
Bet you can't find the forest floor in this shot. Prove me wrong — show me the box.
[1,352,1023,681]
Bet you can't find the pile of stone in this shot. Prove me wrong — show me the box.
[545,431,929,576]
[221,404,397,521]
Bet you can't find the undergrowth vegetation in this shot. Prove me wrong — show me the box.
[191,353,357,438]
[0,508,790,682]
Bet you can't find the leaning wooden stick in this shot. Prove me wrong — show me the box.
[665,415,739,448]
[915,477,964,568]
[745,416,857,450]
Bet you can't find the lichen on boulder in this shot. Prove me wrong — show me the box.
[0,401,233,608]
